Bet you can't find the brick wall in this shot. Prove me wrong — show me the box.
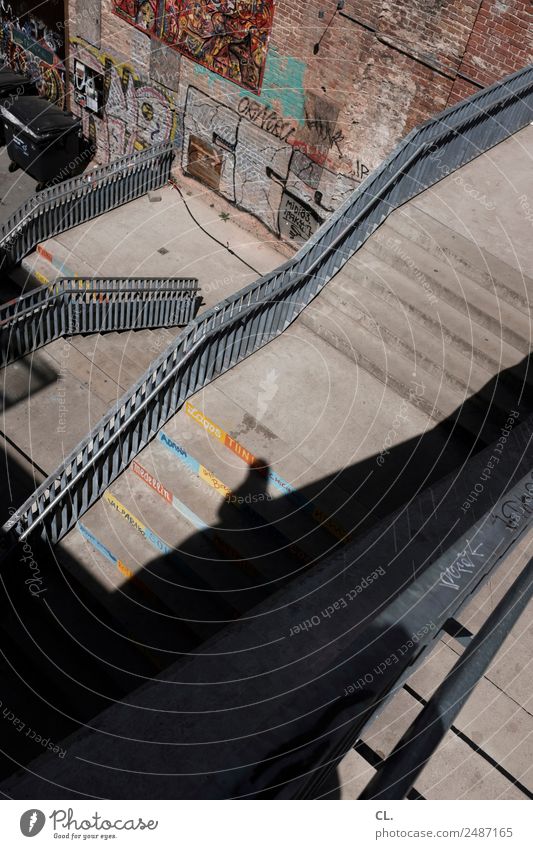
[66,0,533,244]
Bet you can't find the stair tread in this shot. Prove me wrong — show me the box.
[341,247,530,383]
[300,295,501,447]
[176,384,360,546]
[82,495,240,638]
[396,204,533,312]
[321,270,521,420]
[367,220,532,353]
[324,271,490,390]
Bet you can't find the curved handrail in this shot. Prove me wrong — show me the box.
[3,64,533,545]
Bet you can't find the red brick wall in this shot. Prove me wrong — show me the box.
[67,0,533,244]
[449,0,533,103]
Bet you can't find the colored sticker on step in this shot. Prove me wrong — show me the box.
[104,490,172,557]
[77,522,164,670]
[132,459,208,530]
[185,402,349,541]
[185,401,226,443]
[132,460,172,504]
[131,459,258,575]
[78,521,117,565]
[159,430,311,565]
[159,431,231,499]
[77,521,151,596]
[37,242,79,279]
[37,244,53,263]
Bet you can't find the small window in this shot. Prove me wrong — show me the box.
[187,135,222,190]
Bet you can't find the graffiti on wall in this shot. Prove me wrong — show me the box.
[112,0,275,94]
[70,38,178,162]
[237,96,296,143]
[0,4,66,105]
[181,85,359,243]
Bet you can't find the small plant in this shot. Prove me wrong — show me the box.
[219,211,230,221]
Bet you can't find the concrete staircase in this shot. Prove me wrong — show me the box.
[2,125,532,796]
[302,202,532,451]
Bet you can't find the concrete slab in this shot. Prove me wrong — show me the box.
[417,733,527,800]
[335,749,375,800]
[413,124,533,279]
[20,184,285,314]
[216,322,436,474]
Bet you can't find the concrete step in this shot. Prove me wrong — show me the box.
[20,236,97,284]
[180,383,361,547]
[321,267,521,426]
[0,540,155,722]
[60,515,201,664]
[0,633,78,781]
[169,405,339,564]
[322,270,491,395]
[367,220,532,355]
[300,294,501,448]
[69,329,162,392]
[340,249,532,393]
[149,423,305,584]
[395,204,533,314]
[90,489,242,643]
[298,299,475,521]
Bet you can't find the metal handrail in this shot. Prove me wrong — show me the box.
[0,277,199,321]
[0,142,175,268]
[0,276,201,367]
[358,556,533,800]
[3,64,533,546]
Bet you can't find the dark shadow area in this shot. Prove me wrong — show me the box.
[0,351,531,795]
[1,353,58,410]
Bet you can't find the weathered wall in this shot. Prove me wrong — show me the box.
[66,0,533,244]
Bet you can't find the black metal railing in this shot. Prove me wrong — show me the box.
[358,557,533,799]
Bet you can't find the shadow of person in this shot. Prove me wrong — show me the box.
[107,351,533,668]
[2,349,531,795]
[110,458,304,658]
[213,457,298,583]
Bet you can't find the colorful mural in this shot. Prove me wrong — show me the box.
[0,7,66,106]
[112,0,275,94]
